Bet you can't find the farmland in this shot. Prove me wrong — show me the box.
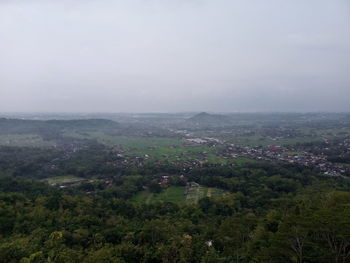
[63,131,228,163]
[42,175,85,185]
[223,134,323,147]
[132,186,225,205]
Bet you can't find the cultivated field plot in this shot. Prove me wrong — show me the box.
[132,186,186,204]
[43,175,85,185]
[132,186,225,205]
[186,186,205,204]
[186,186,225,204]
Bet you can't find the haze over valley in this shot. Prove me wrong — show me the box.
[1,1,350,262]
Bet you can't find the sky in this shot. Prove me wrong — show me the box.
[0,0,349,113]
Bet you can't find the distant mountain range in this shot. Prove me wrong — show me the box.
[187,112,231,125]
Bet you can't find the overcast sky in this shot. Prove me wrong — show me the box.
[0,0,349,113]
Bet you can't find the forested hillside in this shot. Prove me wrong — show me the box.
[1,175,350,263]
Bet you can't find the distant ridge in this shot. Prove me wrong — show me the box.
[187,112,230,125]
[45,119,119,129]
[0,118,119,135]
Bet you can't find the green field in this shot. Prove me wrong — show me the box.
[221,126,350,148]
[132,186,186,204]
[312,127,350,138]
[63,131,182,148]
[186,186,205,204]
[0,134,54,147]
[42,175,84,185]
[64,131,229,163]
[224,135,323,147]
[132,186,225,205]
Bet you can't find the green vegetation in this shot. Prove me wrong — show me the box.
[225,134,322,147]
[63,131,181,148]
[43,175,84,185]
[133,186,225,205]
[1,172,350,263]
[0,113,349,262]
[63,131,230,164]
[0,134,54,147]
[132,186,185,204]
[186,186,206,204]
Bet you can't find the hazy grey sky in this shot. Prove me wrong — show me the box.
[1,0,349,112]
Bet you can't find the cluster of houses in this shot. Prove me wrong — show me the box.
[223,142,349,177]
[53,127,348,180]
[173,128,349,177]
[185,137,223,146]
[105,134,349,178]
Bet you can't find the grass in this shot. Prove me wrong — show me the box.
[63,131,182,148]
[132,186,186,204]
[0,134,54,147]
[43,175,84,185]
[131,191,154,204]
[210,188,227,198]
[186,186,206,204]
[132,186,226,205]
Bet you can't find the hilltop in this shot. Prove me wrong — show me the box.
[187,112,231,126]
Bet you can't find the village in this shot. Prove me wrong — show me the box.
[103,131,350,177]
[43,125,350,194]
